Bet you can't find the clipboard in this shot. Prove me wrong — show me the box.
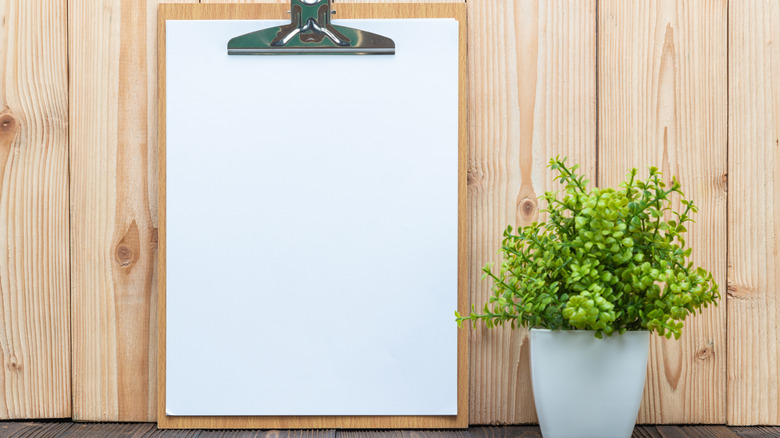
[158,2,468,429]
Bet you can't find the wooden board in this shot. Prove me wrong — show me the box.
[198,432,335,438]
[733,427,780,438]
[0,0,71,420]
[68,0,197,422]
[337,428,542,438]
[3,423,777,438]
[0,422,74,438]
[727,0,780,426]
[56,423,155,438]
[465,0,596,424]
[598,0,727,424]
[157,2,468,429]
[654,426,740,438]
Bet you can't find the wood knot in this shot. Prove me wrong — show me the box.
[115,219,140,270]
[466,165,484,186]
[718,173,728,193]
[696,344,714,361]
[0,111,19,143]
[0,114,16,129]
[517,197,537,222]
[8,355,21,371]
[115,245,133,266]
[727,282,757,301]
[150,227,159,248]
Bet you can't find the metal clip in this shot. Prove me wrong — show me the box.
[228,0,395,55]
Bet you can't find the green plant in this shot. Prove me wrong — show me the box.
[456,157,719,339]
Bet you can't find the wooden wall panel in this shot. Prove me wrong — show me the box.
[62,0,766,426]
[71,0,456,423]
[467,0,596,424]
[598,0,727,424]
[69,0,195,422]
[728,0,780,426]
[0,0,70,420]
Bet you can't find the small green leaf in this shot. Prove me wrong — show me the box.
[452,156,720,340]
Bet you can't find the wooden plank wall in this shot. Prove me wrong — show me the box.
[70,0,196,421]
[598,0,727,424]
[0,0,70,419]
[0,0,777,425]
[467,0,596,424]
[728,0,780,426]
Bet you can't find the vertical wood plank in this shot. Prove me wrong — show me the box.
[0,0,70,419]
[69,0,195,422]
[728,0,780,426]
[598,0,727,423]
[467,0,596,424]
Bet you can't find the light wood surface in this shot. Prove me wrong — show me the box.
[598,0,727,424]
[157,2,468,429]
[6,0,775,426]
[466,0,596,424]
[727,0,780,426]
[69,0,197,422]
[0,0,70,419]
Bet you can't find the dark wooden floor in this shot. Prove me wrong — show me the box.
[1,423,779,438]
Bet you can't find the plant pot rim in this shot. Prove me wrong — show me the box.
[529,328,650,334]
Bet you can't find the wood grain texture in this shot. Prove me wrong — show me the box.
[733,427,780,438]
[633,426,663,438]
[0,422,73,438]
[0,0,70,420]
[198,432,335,438]
[69,0,196,422]
[727,0,780,426]
[157,2,468,429]
[598,0,727,424]
[56,423,155,438]
[0,424,777,437]
[337,431,473,438]
[467,426,542,438]
[466,0,596,424]
[139,428,204,438]
[337,427,542,438]
[655,426,740,438]
[632,428,737,438]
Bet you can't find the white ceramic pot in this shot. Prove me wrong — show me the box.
[529,329,650,438]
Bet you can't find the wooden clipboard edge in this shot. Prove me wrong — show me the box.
[157,2,469,429]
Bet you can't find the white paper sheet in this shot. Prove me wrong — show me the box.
[165,18,459,416]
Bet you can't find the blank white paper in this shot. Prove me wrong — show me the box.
[165,18,459,416]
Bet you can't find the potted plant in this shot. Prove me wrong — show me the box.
[456,157,720,438]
